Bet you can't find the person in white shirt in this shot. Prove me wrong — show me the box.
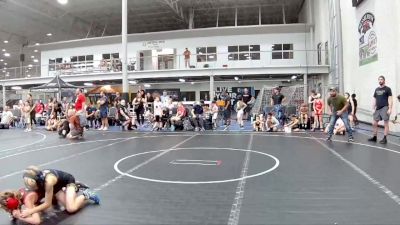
[265,113,279,132]
[211,101,219,129]
[153,97,163,131]
[160,90,170,107]
[1,106,14,128]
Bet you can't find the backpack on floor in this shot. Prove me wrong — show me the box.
[183,118,194,131]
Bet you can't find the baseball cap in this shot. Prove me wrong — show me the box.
[329,86,337,91]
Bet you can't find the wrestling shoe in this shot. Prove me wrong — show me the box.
[83,189,100,204]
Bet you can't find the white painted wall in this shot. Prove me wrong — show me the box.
[41,32,312,77]
[340,0,400,131]
[299,0,330,65]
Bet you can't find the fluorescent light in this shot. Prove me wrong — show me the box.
[179,78,185,83]
[34,50,38,53]
[144,84,151,88]
[33,59,39,63]
[129,80,137,84]
[35,43,40,46]
[46,33,52,37]
[84,82,93,86]
[28,64,33,67]
[3,53,10,57]
[57,0,68,4]
[234,76,239,81]
[3,40,8,44]
[11,86,22,90]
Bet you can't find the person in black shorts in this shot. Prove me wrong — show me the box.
[222,91,231,127]
[20,166,99,218]
[368,76,393,144]
[351,93,358,125]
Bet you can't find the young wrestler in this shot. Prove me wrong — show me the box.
[210,101,219,129]
[253,115,263,132]
[46,113,58,131]
[265,113,279,132]
[285,114,300,132]
[118,99,131,130]
[20,166,99,219]
[324,117,346,135]
[312,94,324,131]
[0,189,41,225]
[299,103,309,129]
[23,101,32,132]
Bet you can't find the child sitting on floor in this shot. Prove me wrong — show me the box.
[253,115,263,132]
[285,114,300,132]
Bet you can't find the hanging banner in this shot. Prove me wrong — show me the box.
[142,40,166,50]
[359,12,378,66]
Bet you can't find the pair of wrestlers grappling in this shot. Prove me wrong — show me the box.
[0,166,100,224]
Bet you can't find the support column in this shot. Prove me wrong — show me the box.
[189,8,194,29]
[2,84,6,110]
[210,75,215,101]
[335,0,344,93]
[303,74,308,103]
[122,0,129,100]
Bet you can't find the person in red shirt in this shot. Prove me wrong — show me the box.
[312,93,324,131]
[74,88,86,112]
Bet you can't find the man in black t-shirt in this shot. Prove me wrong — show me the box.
[270,87,286,127]
[368,76,393,144]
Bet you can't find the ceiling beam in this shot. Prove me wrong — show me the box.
[157,0,187,24]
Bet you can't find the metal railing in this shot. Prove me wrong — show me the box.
[0,50,329,80]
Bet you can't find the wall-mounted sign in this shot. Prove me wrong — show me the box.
[142,40,166,50]
[358,12,378,66]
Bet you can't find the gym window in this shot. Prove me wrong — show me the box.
[228,45,260,61]
[272,44,293,59]
[196,47,217,62]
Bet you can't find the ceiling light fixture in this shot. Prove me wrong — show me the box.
[31,56,35,59]
[190,82,195,85]
[291,75,297,80]
[33,59,39,63]
[2,49,5,52]
[11,86,22,90]
[144,84,151,88]
[0,59,3,62]
[3,53,10,57]
[28,64,33,67]
[3,40,8,44]
[57,0,68,4]
[46,33,52,37]
[234,76,239,81]
[179,78,185,83]
[35,43,40,46]
[84,82,93,86]
[34,50,38,53]
[129,80,137,84]
[4,63,7,66]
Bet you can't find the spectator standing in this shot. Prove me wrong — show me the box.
[368,76,393,144]
[183,48,191,68]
